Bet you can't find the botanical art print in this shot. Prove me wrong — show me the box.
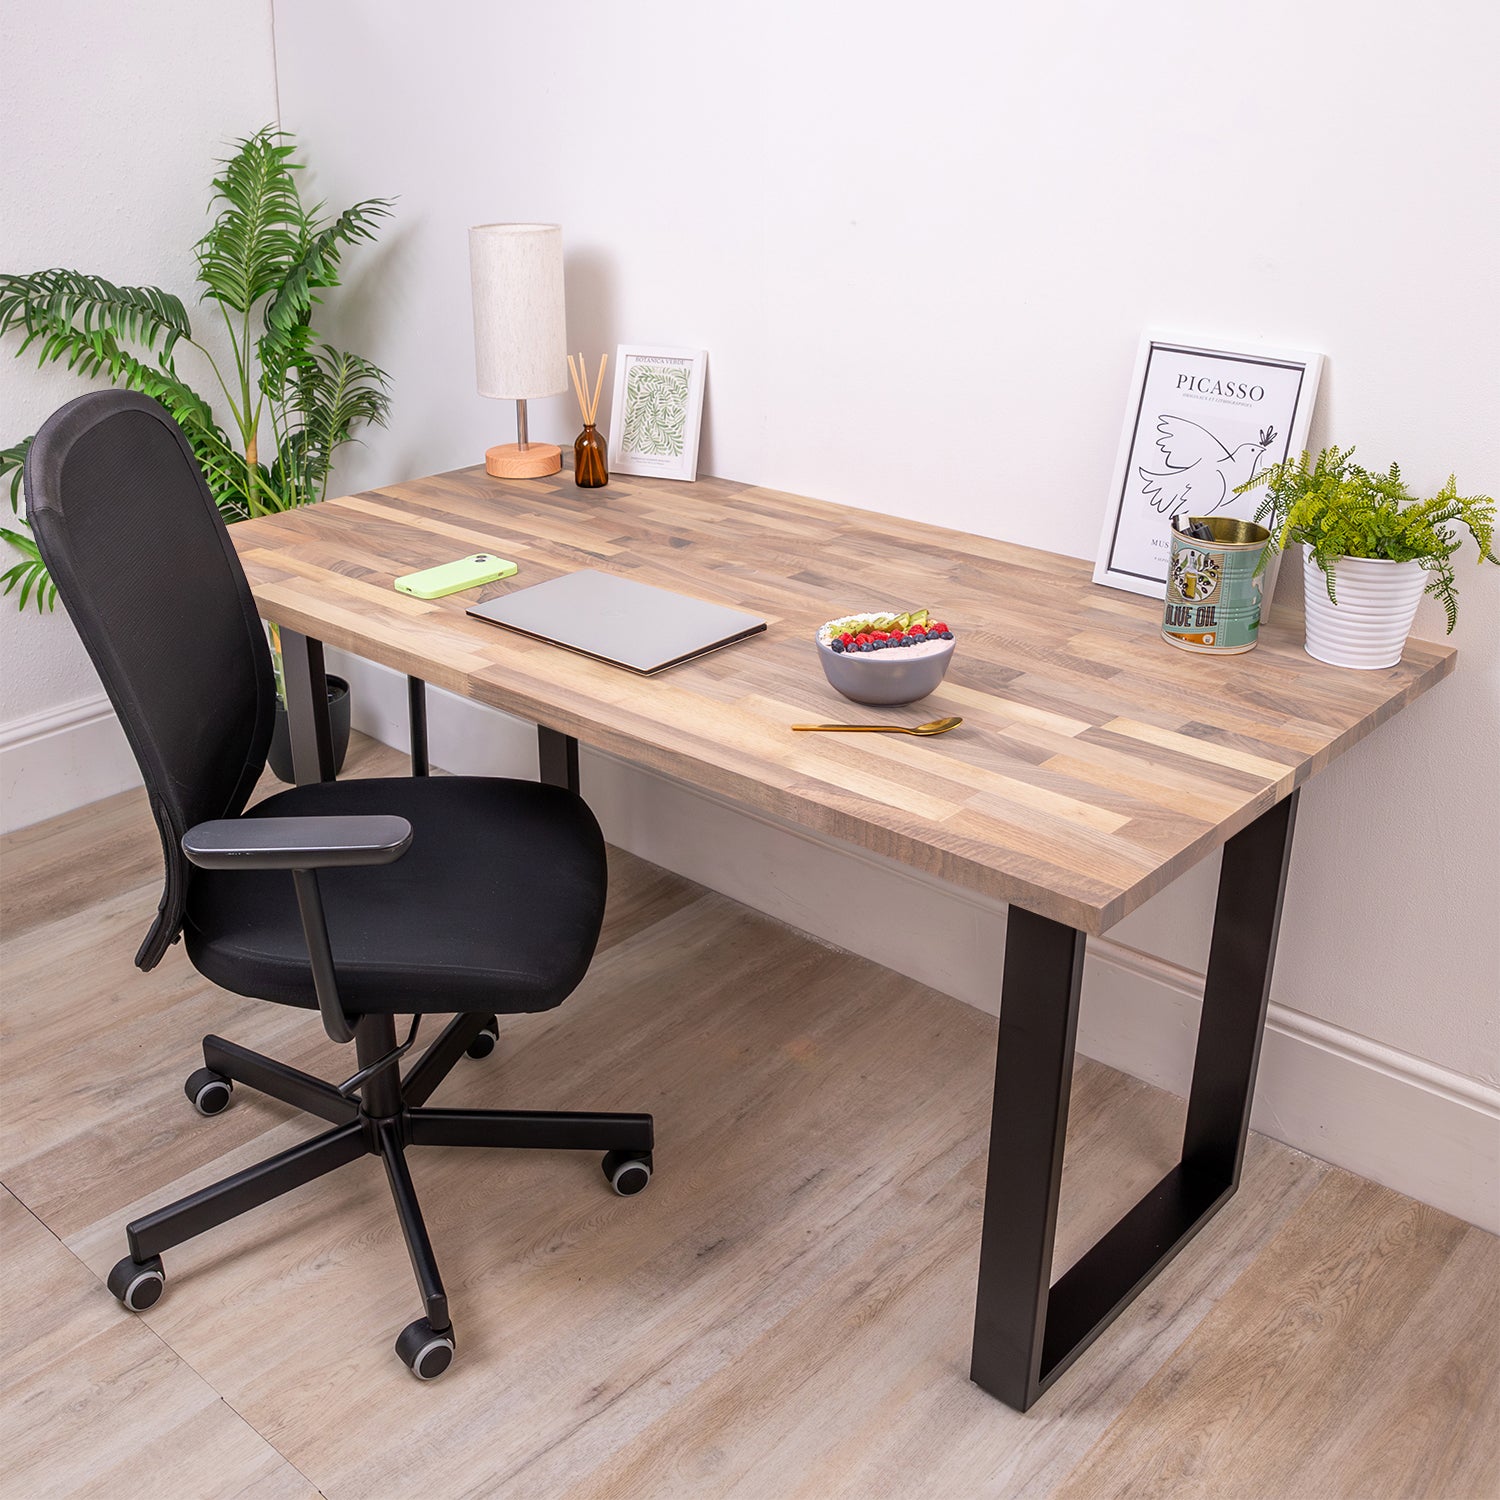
[621,359,690,458]
[1094,337,1323,598]
[609,345,707,482]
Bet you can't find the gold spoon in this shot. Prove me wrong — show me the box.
[791,715,963,736]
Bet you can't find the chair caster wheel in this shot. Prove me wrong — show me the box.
[185,1067,233,1116]
[107,1254,165,1311]
[396,1318,455,1380]
[602,1150,653,1196]
[465,1018,499,1060]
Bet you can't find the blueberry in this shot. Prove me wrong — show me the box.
[830,640,844,652]
[941,630,954,639]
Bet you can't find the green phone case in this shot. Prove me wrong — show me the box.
[394,553,518,599]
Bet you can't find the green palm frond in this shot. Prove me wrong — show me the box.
[195,129,307,312]
[0,269,191,362]
[0,521,57,612]
[275,342,390,505]
[300,343,390,456]
[257,315,316,400]
[1,436,32,511]
[108,344,219,435]
[263,198,393,335]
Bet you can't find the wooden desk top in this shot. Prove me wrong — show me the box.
[232,467,1455,934]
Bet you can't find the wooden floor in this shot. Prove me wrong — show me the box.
[0,737,1494,1500]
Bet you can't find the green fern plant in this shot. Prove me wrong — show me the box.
[1236,446,1496,633]
[0,127,393,612]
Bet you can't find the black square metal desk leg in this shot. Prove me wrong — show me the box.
[969,791,1299,1411]
[279,628,336,785]
[537,726,579,793]
[408,676,429,776]
[969,903,1086,1411]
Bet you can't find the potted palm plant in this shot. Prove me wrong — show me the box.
[0,127,393,776]
[1238,446,1496,669]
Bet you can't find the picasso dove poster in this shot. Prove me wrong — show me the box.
[1094,337,1323,598]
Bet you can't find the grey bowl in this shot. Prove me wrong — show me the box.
[816,636,955,706]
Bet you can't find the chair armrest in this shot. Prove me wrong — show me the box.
[182,816,413,871]
[181,815,412,1048]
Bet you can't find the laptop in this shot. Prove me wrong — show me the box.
[467,568,767,675]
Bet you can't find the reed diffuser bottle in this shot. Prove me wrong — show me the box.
[567,352,609,489]
[573,423,607,487]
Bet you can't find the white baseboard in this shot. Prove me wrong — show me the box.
[1077,942,1499,1233]
[327,653,1500,1232]
[0,694,140,835]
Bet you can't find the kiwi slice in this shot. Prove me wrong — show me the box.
[823,607,933,638]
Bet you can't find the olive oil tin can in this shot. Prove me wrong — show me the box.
[1161,516,1271,655]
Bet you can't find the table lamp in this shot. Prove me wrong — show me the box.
[469,222,567,478]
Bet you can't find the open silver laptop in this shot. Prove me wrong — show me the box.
[467,568,767,675]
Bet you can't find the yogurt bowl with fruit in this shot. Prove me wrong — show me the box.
[815,608,956,706]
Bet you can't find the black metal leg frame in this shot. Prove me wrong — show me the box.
[537,723,580,793]
[278,627,337,785]
[970,791,1299,1410]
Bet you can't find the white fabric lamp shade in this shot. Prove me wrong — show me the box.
[469,223,567,400]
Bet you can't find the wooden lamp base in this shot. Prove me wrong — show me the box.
[485,442,561,479]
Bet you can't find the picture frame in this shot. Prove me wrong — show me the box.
[608,345,708,482]
[1093,335,1324,598]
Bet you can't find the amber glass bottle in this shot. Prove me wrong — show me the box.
[574,424,608,488]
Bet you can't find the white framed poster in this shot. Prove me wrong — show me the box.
[1093,336,1323,598]
[608,345,707,482]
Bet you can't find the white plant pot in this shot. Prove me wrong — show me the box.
[1301,544,1426,669]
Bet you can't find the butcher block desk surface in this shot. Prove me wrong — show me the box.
[232,464,1454,936]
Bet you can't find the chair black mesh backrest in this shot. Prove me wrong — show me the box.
[25,391,276,970]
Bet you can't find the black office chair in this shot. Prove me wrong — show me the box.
[25,391,654,1380]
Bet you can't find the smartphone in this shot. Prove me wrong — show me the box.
[394,553,518,599]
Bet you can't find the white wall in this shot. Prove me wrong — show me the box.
[0,0,279,826]
[272,0,1499,1225]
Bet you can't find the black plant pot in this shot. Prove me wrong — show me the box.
[268,674,352,783]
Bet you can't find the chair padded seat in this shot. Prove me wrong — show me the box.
[185,776,607,1015]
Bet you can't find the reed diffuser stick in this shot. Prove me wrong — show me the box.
[588,352,608,426]
[566,354,590,424]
